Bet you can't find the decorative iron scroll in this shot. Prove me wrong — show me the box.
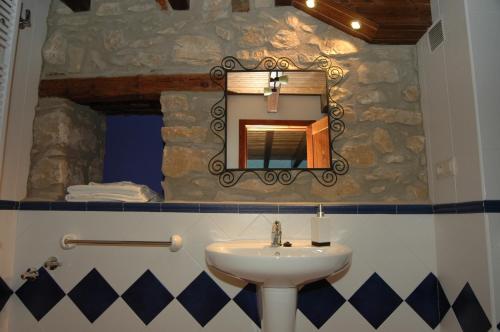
[208,56,349,187]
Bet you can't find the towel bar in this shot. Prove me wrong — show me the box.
[61,234,183,252]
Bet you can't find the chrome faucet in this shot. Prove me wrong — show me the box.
[271,221,282,247]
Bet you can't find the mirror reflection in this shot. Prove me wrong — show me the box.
[226,70,331,170]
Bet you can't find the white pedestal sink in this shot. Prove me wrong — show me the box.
[205,240,352,332]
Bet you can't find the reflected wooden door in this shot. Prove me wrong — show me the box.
[306,116,331,168]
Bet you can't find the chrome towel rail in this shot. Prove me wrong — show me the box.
[61,234,183,252]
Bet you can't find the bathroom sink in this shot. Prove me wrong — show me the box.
[206,240,351,332]
[205,240,352,287]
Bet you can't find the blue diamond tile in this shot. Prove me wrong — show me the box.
[233,283,260,327]
[452,283,491,332]
[177,272,230,327]
[406,273,450,329]
[68,269,118,323]
[0,277,13,311]
[15,268,65,320]
[349,273,402,329]
[298,279,345,328]
[122,270,173,325]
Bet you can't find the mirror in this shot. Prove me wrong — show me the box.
[209,56,349,187]
[227,71,331,169]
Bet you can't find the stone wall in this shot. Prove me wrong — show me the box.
[27,98,106,200]
[38,0,428,202]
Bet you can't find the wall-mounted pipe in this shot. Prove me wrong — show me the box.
[60,234,183,252]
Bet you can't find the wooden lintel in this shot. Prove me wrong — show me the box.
[168,0,189,10]
[292,0,379,43]
[60,0,90,12]
[275,0,292,6]
[39,74,222,107]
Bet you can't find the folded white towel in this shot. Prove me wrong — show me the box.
[66,182,160,202]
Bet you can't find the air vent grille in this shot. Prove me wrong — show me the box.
[428,20,444,52]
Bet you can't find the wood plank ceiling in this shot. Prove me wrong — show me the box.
[291,0,432,44]
[59,0,431,44]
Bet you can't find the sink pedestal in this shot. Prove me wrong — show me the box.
[260,287,297,332]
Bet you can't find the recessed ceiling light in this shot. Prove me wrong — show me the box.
[306,0,315,8]
[351,20,361,30]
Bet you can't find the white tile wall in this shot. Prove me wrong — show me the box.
[435,214,492,321]
[419,0,500,330]
[417,0,484,204]
[465,0,500,200]
[6,211,436,332]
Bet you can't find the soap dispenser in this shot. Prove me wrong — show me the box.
[311,204,331,247]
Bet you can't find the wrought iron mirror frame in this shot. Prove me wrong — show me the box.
[208,56,349,187]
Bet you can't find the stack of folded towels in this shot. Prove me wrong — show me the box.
[65,182,160,202]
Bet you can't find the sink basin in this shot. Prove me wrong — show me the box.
[206,240,352,287]
[206,240,352,332]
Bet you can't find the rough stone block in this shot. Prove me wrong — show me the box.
[232,0,249,12]
[172,36,222,65]
[357,61,399,84]
[340,144,377,168]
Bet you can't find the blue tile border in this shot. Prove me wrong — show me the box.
[2,200,500,215]
[86,202,124,212]
[278,205,316,214]
[323,205,358,214]
[200,204,238,213]
[358,205,397,214]
[397,204,434,214]
[238,204,279,214]
[51,202,87,211]
[484,200,500,213]
[19,201,52,211]
[455,201,484,214]
[433,203,457,214]
[123,203,161,212]
[0,200,18,210]
[161,203,200,213]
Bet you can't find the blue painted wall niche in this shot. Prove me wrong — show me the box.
[103,115,164,196]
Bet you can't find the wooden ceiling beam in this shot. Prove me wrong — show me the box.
[292,135,307,168]
[39,74,221,107]
[264,131,274,169]
[167,0,189,10]
[59,0,90,12]
[292,0,379,43]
